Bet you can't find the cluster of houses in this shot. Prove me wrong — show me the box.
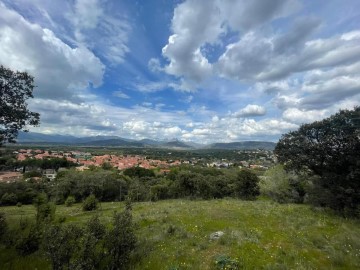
[0,148,278,183]
[13,149,183,179]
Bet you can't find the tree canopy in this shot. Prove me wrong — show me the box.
[0,65,40,146]
[275,107,360,213]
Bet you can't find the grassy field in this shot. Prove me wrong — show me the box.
[1,199,360,269]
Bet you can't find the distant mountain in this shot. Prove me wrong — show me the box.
[161,140,193,149]
[74,136,125,143]
[16,132,276,150]
[78,139,144,147]
[209,141,276,150]
[17,132,77,143]
[139,138,164,145]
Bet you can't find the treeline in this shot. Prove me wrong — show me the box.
[1,157,77,171]
[0,166,261,207]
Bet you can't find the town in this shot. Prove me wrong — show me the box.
[0,147,277,183]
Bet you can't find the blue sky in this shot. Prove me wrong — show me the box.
[1,0,359,143]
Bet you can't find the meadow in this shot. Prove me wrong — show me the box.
[1,199,360,270]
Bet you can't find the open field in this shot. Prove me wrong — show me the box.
[1,199,360,269]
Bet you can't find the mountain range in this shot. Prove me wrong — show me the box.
[16,132,276,150]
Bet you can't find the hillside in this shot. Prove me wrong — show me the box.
[1,199,359,269]
[209,141,276,150]
[161,140,193,149]
[16,132,276,150]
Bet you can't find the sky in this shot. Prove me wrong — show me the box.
[1,0,359,143]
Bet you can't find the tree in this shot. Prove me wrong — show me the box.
[0,65,40,146]
[82,194,98,211]
[235,169,260,200]
[105,203,136,270]
[275,107,360,213]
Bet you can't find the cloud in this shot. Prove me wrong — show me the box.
[69,0,131,64]
[0,3,104,101]
[148,58,162,72]
[112,91,130,99]
[161,0,301,84]
[282,108,328,123]
[219,0,301,31]
[233,104,266,117]
[161,0,224,82]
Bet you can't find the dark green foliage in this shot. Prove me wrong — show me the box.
[261,165,305,203]
[87,215,106,240]
[71,216,106,270]
[101,162,113,170]
[23,171,42,179]
[82,194,98,211]
[150,184,170,201]
[0,192,18,205]
[0,212,7,242]
[0,65,40,145]
[34,193,56,224]
[65,195,75,207]
[123,166,155,178]
[43,224,83,270]
[21,157,77,170]
[235,169,260,200]
[128,179,150,201]
[214,255,240,270]
[105,206,136,270]
[55,170,123,203]
[275,107,360,214]
[15,224,40,256]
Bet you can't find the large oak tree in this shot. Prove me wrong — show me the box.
[275,107,360,213]
[0,66,40,146]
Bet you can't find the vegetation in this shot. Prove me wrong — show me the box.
[0,200,359,269]
[260,165,305,204]
[82,194,98,211]
[0,106,359,268]
[275,107,360,215]
[0,65,40,146]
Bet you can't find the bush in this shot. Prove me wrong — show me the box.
[82,194,98,211]
[43,224,83,270]
[235,169,260,200]
[15,224,41,256]
[105,204,136,269]
[34,193,56,224]
[65,195,75,207]
[1,192,18,205]
[123,167,155,178]
[260,165,304,203]
[214,254,241,270]
[70,215,106,269]
[0,212,8,242]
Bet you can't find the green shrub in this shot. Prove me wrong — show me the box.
[82,194,98,211]
[235,169,260,200]
[43,224,83,270]
[15,224,41,256]
[214,255,241,270]
[65,195,75,207]
[105,204,136,269]
[260,165,304,203]
[34,193,56,224]
[1,192,18,205]
[0,212,8,242]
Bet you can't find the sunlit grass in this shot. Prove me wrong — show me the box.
[1,199,360,269]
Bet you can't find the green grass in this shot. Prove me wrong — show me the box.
[1,199,360,269]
